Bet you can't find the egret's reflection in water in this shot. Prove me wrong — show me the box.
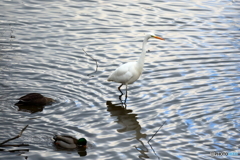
[106,101,150,159]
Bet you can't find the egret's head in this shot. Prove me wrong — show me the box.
[146,33,164,40]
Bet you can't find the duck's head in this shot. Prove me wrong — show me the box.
[46,97,56,103]
[77,138,87,148]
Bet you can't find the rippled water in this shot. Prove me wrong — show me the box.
[0,0,240,159]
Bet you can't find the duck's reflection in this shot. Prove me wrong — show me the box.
[77,147,87,157]
[15,103,45,113]
[106,101,149,159]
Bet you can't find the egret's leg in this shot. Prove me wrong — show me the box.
[124,84,128,104]
[118,84,123,92]
[125,84,128,98]
[118,84,124,102]
[118,84,124,95]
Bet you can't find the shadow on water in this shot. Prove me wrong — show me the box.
[106,101,151,159]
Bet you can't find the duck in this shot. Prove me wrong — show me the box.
[53,135,87,149]
[15,93,55,106]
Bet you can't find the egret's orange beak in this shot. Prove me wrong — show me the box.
[153,36,164,40]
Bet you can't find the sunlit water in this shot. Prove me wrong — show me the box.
[0,0,239,159]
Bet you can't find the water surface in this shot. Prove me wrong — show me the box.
[0,0,239,159]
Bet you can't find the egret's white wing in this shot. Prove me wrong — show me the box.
[108,62,135,84]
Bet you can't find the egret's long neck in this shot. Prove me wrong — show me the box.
[137,37,148,68]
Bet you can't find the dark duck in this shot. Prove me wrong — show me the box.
[15,93,55,105]
[15,93,55,113]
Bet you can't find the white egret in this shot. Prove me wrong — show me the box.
[107,33,164,100]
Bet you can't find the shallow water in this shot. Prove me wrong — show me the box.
[0,0,240,159]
